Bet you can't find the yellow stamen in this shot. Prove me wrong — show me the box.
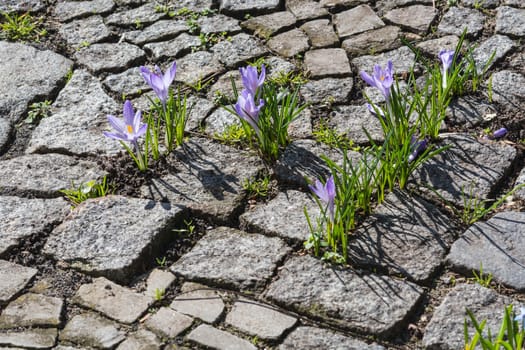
[126,125,133,133]
[380,75,385,81]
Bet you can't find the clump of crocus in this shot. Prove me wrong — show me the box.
[140,61,188,155]
[439,49,455,89]
[104,100,148,171]
[226,63,307,161]
[360,60,394,101]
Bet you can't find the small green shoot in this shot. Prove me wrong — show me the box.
[214,123,249,145]
[173,219,196,235]
[0,11,46,42]
[25,100,52,124]
[242,176,270,199]
[471,262,493,288]
[59,176,113,206]
[156,256,167,267]
[153,288,165,301]
[313,119,355,149]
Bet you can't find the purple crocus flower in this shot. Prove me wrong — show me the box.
[310,175,336,220]
[492,127,508,139]
[104,100,147,145]
[140,61,177,105]
[439,50,455,89]
[408,136,428,163]
[240,64,265,97]
[360,60,394,100]
[234,89,264,135]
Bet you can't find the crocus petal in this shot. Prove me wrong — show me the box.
[150,74,168,102]
[493,127,507,139]
[107,114,126,134]
[123,100,135,126]
[163,61,177,87]
[140,66,153,86]
[360,71,376,88]
[135,122,148,138]
[132,110,142,134]
[104,131,127,142]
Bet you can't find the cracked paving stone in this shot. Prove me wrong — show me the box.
[145,307,193,339]
[0,119,11,154]
[225,299,297,340]
[105,2,164,27]
[490,70,525,110]
[211,33,268,68]
[141,138,263,223]
[123,19,188,46]
[342,26,401,56]
[264,255,423,337]
[0,41,73,123]
[144,33,201,61]
[0,260,37,305]
[59,313,125,349]
[328,104,384,144]
[187,324,257,350]
[174,51,224,86]
[437,7,485,38]
[472,35,514,74]
[447,211,525,291]
[58,15,111,48]
[185,95,216,131]
[27,70,120,156]
[300,77,353,104]
[74,277,152,324]
[171,226,291,291]
[349,190,457,283]
[495,6,525,37]
[0,293,63,329]
[383,5,437,34]
[267,29,310,58]
[44,196,187,284]
[279,326,385,350]
[352,46,417,77]
[170,283,225,323]
[74,43,145,74]
[241,11,297,38]
[0,154,106,197]
[0,196,69,256]
[286,0,329,20]
[0,328,57,349]
[240,190,319,242]
[411,133,517,207]
[334,5,384,38]
[376,0,433,12]
[53,0,115,22]
[423,283,515,350]
[301,19,339,49]
[304,48,351,78]
[445,95,497,127]
[116,329,161,350]
[0,0,44,12]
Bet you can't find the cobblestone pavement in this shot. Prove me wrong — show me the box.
[0,0,524,349]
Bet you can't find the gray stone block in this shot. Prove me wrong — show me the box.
[171,227,291,291]
[145,307,193,339]
[447,211,525,291]
[0,260,37,305]
[279,326,385,349]
[225,299,297,340]
[187,324,257,350]
[300,77,354,104]
[74,277,152,324]
[334,5,384,38]
[328,104,384,144]
[0,293,63,328]
[44,196,187,283]
[241,11,296,38]
[58,15,111,48]
[342,26,401,56]
[0,196,69,255]
[490,70,525,110]
[384,5,437,34]
[0,329,57,349]
[170,284,225,323]
[301,19,340,49]
[212,33,269,67]
[174,51,224,86]
[74,43,146,74]
[116,329,161,350]
[105,3,164,27]
[437,7,485,38]
[264,255,423,337]
[267,29,310,58]
[59,313,126,349]
[304,49,351,78]
[495,6,525,37]
[53,0,114,22]
[122,20,188,46]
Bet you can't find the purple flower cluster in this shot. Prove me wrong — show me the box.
[360,60,394,100]
[140,61,177,106]
[234,65,266,135]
